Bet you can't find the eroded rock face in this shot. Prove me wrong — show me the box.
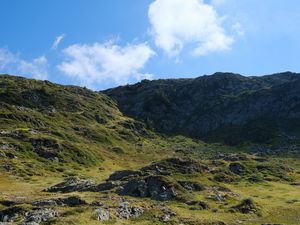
[45,177,94,193]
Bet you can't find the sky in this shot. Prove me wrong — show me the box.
[1,0,300,90]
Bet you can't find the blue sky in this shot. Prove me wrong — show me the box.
[1,0,300,90]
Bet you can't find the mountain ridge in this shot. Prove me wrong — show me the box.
[104,71,300,144]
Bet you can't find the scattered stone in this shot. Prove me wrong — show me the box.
[20,208,58,225]
[45,177,94,193]
[94,208,110,221]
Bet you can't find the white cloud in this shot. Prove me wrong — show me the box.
[18,56,48,80]
[51,34,65,50]
[148,0,233,56]
[0,48,48,80]
[58,41,155,87]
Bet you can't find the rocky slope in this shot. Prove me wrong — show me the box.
[104,72,300,145]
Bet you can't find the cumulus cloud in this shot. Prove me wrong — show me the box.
[58,41,155,87]
[51,34,65,50]
[0,48,48,80]
[148,0,233,56]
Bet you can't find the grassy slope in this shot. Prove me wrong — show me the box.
[0,75,300,225]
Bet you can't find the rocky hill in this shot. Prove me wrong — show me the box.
[104,72,300,145]
[1,74,300,225]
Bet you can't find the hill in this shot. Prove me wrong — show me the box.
[104,72,300,146]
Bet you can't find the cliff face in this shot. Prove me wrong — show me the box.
[104,72,300,143]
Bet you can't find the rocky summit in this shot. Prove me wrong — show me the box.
[0,73,300,225]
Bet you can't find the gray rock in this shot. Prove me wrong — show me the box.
[147,176,177,201]
[117,179,148,198]
[118,176,177,201]
[94,208,110,221]
[116,201,144,219]
[20,208,58,225]
[45,177,94,193]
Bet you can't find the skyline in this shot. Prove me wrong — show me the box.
[1,0,300,90]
